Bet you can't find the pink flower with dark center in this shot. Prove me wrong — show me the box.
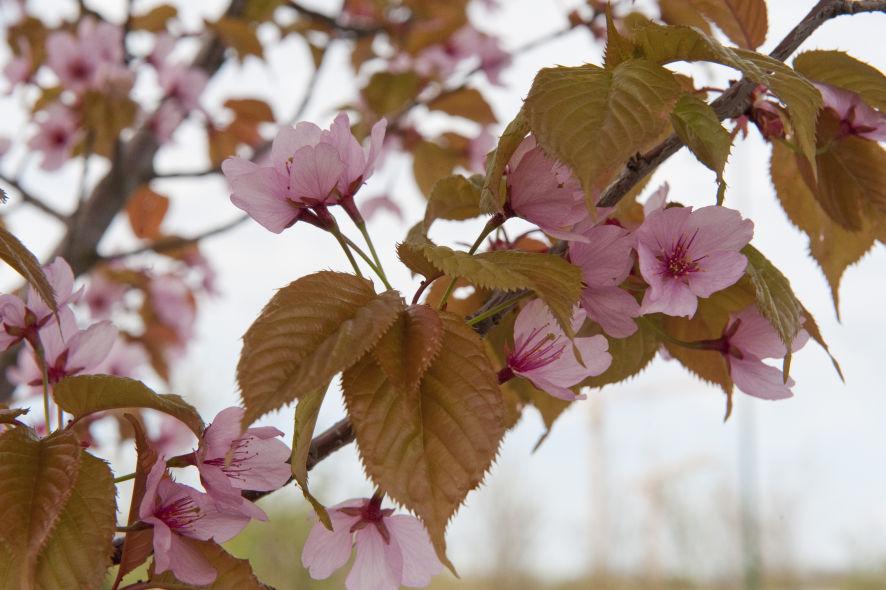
[718,306,809,400]
[139,457,252,586]
[149,275,196,345]
[636,205,753,318]
[194,407,290,514]
[302,496,444,590]
[46,18,124,93]
[506,135,589,242]
[570,224,641,338]
[3,39,32,89]
[84,271,126,319]
[504,299,611,400]
[7,307,116,390]
[28,103,82,171]
[450,26,510,85]
[815,82,886,141]
[158,63,208,112]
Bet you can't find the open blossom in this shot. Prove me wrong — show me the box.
[570,224,641,338]
[158,63,208,111]
[95,338,149,378]
[636,205,753,318]
[505,299,611,400]
[149,275,196,344]
[3,39,32,89]
[84,271,126,319]
[46,17,126,93]
[815,82,886,141]
[506,135,589,242]
[721,306,809,400]
[28,103,82,171]
[139,457,252,586]
[194,407,290,513]
[0,257,83,350]
[8,307,116,390]
[222,113,386,233]
[302,496,444,590]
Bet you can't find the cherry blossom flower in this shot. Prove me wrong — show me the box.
[720,306,809,400]
[506,135,589,242]
[570,224,641,338]
[451,26,510,85]
[139,457,252,586]
[28,103,82,171]
[158,63,208,112]
[467,128,495,174]
[194,407,290,513]
[149,275,196,344]
[45,18,125,93]
[359,194,404,222]
[636,205,753,318]
[223,114,386,233]
[815,82,886,141]
[504,299,611,400]
[84,271,126,319]
[407,25,508,85]
[95,338,149,378]
[8,307,116,389]
[0,257,83,350]
[302,496,444,590]
[643,182,669,216]
[3,39,32,89]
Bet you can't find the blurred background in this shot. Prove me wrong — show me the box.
[2,0,885,588]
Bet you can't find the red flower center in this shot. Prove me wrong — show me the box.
[156,496,204,533]
[658,229,704,279]
[506,324,565,373]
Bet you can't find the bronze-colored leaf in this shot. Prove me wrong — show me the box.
[428,87,496,124]
[127,185,170,240]
[0,226,56,312]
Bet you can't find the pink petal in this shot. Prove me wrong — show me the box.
[233,436,291,491]
[640,276,698,318]
[28,257,76,319]
[730,356,795,400]
[386,514,444,586]
[202,407,245,458]
[509,147,585,233]
[518,371,585,401]
[199,499,251,543]
[38,307,78,364]
[643,182,669,215]
[289,143,345,203]
[324,112,366,192]
[139,457,167,520]
[363,118,388,180]
[687,250,748,298]
[302,521,355,580]
[570,224,635,287]
[581,285,639,338]
[147,516,173,574]
[165,533,218,586]
[635,206,692,259]
[684,206,754,256]
[347,527,403,590]
[271,122,322,167]
[65,320,117,373]
[221,156,258,179]
[229,167,301,233]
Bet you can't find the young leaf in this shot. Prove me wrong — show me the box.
[578,318,661,389]
[481,106,530,212]
[0,429,82,586]
[34,452,117,590]
[291,386,331,529]
[342,312,505,572]
[127,185,170,240]
[689,0,768,49]
[794,50,886,110]
[603,7,635,69]
[149,539,266,590]
[412,244,583,335]
[0,226,56,313]
[237,272,404,425]
[742,245,802,350]
[207,17,263,60]
[798,303,844,382]
[424,174,484,228]
[363,71,422,118]
[524,59,681,202]
[770,141,876,314]
[428,87,496,124]
[372,305,445,396]
[54,375,204,436]
[130,4,177,32]
[669,93,732,191]
[658,0,714,35]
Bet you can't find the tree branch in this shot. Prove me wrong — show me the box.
[287,1,382,38]
[0,173,68,222]
[101,214,250,261]
[597,0,886,208]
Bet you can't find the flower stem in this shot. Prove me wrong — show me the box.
[356,221,393,290]
[466,292,529,327]
[113,472,136,484]
[437,214,506,310]
[328,222,364,278]
[29,340,52,433]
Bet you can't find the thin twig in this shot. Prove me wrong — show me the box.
[0,173,68,222]
[101,214,251,261]
[287,0,382,38]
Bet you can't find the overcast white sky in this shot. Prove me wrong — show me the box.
[2,0,886,582]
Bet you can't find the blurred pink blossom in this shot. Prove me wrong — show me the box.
[359,194,403,222]
[84,271,126,319]
[3,39,32,89]
[46,17,125,93]
[302,496,444,590]
[149,275,196,344]
[815,82,886,141]
[95,338,149,378]
[28,103,82,170]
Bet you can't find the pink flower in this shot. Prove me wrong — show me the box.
[506,136,589,242]
[149,102,186,144]
[467,128,495,174]
[139,457,252,586]
[158,63,208,111]
[222,113,386,233]
[359,194,403,222]
[8,307,116,389]
[570,224,641,338]
[815,82,886,141]
[84,271,126,319]
[721,306,809,400]
[636,205,753,318]
[194,407,290,512]
[45,18,124,93]
[0,257,83,350]
[505,299,611,400]
[95,338,149,378]
[643,183,669,216]
[450,26,509,85]
[3,39,32,89]
[149,275,196,345]
[28,104,82,171]
[302,496,444,590]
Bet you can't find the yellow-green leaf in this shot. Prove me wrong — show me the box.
[291,386,331,529]
[658,0,713,35]
[428,87,496,124]
[742,244,802,350]
[481,106,530,212]
[0,429,82,587]
[579,318,661,389]
[669,92,732,189]
[689,0,767,49]
[0,227,56,313]
[54,375,204,437]
[424,174,484,228]
[363,71,421,118]
[794,50,886,110]
[342,312,504,572]
[603,7,635,69]
[149,539,266,589]
[412,140,461,198]
[34,452,116,590]
[237,272,404,425]
[524,59,681,203]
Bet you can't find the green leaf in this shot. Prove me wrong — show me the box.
[363,71,422,118]
[770,141,876,315]
[54,375,204,437]
[149,539,266,589]
[0,429,82,588]
[291,386,331,529]
[669,93,732,191]
[794,50,886,110]
[524,59,681,203]
[0,227,56,313]
[411,244,583,335]
[578,318,661,389]
[742,245,802,350]
[343,312,504,572]
[688,0,767,49]
[603,7,635,69]
[427,87,496,124]
[480,106,530,212]
[424,174,484,228]
[34,452,116,590]
[237,272,404,425]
